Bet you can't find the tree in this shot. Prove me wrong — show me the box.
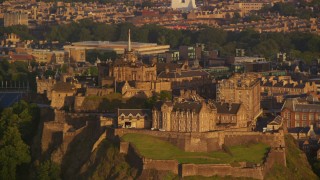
[0,127,30,180]
[36,161,61,180]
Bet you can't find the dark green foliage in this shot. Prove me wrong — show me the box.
[36,160,61,180]
[82,140,137,179]
[86,50,117,64]
[0,126,31,180]
[2,19,320,63]
[0,100,40,180]
[259,0,320,19]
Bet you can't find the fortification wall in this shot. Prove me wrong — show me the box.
[181,164,264,179]
[115,129,283,152]
[223,131,285,148]
[86,87,114,96]
[143,159,179,174]
[120,141,179,175]
[116,128,286,179]
[91,130,107,153]
[74,96,85,111]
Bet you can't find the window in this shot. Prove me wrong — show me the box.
[310,114,314,122]
[295,121,300,127]
[284,112,291,120]
[295,114,300,120]
[129,116,132,121]
[302,121,307,127]
[302,114,307,121]
[121,116,124,121]
[287,119,291,128]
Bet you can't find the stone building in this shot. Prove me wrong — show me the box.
[152,90,248,132]
[117,109,152,128]
[51,82,76,109]
[36,76,56,100]
[99,30,157,83]
[152,100,217,132]
[217,73,262,125]
[157,63,211,89]
[261,76,317,96]
[213,102,247,129]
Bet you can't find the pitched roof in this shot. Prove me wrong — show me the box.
[158,70,208,79]
[213,102,241,114]
[173,101,203,113]
[268,116,282,125]
[118,109,151,117]
[52,82,75,92]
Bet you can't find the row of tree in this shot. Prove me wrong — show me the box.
[260,0,320,20]
[3,20,320,62]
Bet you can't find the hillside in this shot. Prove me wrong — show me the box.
[265,134,318,180]
[78,139,138,180]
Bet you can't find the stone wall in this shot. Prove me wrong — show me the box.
[120,142,179,175]
[86,87,114,96]
[181,164,264,179]
[116,128,286,179]
[143,159,179,174]
[180,148,285,179]
[114,128,284,152]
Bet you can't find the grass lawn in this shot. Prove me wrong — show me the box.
[122,133,269,164]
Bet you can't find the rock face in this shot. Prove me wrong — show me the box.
[40,109,106,179]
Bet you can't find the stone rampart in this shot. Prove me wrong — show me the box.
[91,130,107,152]
[114,128,284,152]
[120,141,179,175]
[181,164,264,179]
[116,128,286,179]
[143,158,179,174]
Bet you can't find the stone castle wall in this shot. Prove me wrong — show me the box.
[181,164,264,179]
[120,142,179,175]
[114,128,284,152]
[86,87,114,96]
[119,140,286,179]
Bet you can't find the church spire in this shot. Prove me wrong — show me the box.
[128,29,131,52]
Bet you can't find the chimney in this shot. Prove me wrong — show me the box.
[165,66,169,74]
[176,68,181,75]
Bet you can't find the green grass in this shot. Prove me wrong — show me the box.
[122,133,269,164]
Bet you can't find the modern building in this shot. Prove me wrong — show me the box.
[4,12,28,27]
[171,0,197,11]
[63,41,170,62]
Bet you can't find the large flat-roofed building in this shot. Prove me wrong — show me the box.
[4,12,28,27]
[64,41,170,62]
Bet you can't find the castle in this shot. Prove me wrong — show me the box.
[152,90,247,132]
[217,73,262,127]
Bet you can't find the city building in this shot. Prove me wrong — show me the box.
[4,12,28,27]
[171,0,197,11]
[281,96,320,128]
